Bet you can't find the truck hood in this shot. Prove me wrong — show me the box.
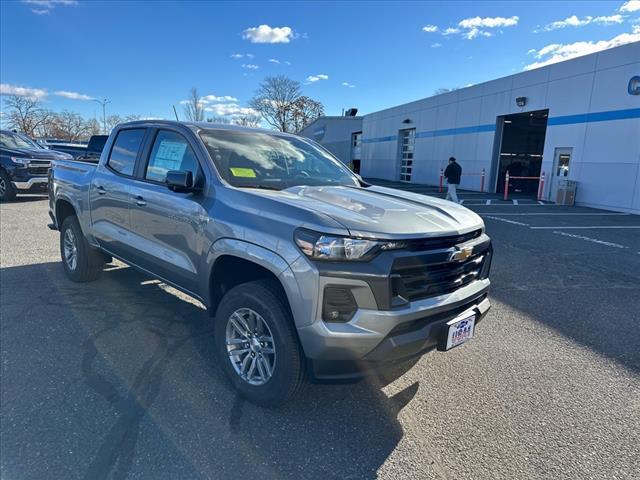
[1,147,68,160]
[252,185,484,239]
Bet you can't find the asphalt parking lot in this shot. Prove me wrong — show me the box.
[1,189,639,480]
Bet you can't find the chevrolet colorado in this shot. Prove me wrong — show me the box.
[48,121,492,406]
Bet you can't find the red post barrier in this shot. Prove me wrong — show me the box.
[537,171,545,201]
[503,171,510,201]
[480,168,485,193]
[439,168,443,193]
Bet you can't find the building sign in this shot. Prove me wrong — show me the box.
[629,76,640,96]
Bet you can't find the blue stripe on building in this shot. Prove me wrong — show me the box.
[362,107,640,144]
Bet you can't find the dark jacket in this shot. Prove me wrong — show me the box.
[444,162,462,184]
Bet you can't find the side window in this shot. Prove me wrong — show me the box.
[107,129,145,176]
[145,130,199,183]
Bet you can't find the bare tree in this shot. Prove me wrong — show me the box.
[184,87,204,122]
[50,111,90,142]
[105,114,123,133]
[289,96,324,133]
[249,76,302,132]
[233,115,262,128]
[2,95,49,136]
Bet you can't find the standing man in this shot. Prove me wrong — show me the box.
[444,156,462,203]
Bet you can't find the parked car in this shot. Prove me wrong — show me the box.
[48,121,492,406]
[46,135,108,161]
[0,130,73,201]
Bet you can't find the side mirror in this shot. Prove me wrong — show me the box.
[166,170,196,193]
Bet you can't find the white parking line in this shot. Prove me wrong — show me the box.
[512,199,519,205]
[483,216,529,226]
[485,200,491,205]
[459,199,464,204]
[538,201,544,205]
[530,226,640,230]
[552,231,629,249]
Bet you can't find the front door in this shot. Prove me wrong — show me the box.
[128,129,209,294]
[549,147,572,201]
[399,128,415,182]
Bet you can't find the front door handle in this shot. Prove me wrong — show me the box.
[135,195,147,207]
[96,185,107,195]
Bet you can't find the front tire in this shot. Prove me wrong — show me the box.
[59,216,104,282]
[214,280,305,407]
[0,170,16,202]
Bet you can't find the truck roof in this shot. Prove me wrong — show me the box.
[117,120,297,137]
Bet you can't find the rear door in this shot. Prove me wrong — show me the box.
[90,128,147,260]
[127,128,210,294]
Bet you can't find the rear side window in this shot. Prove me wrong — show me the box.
[107,129,145,176]
[145,130,199,183]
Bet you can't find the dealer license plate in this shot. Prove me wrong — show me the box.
[445,314,476,350]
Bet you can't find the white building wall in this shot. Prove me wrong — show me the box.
[361,42,640,213]
[299,117,362,166]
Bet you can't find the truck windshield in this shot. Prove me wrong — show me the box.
[0,132,40,149]
[199,130,360,190]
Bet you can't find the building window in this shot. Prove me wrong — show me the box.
[399,128,415,182]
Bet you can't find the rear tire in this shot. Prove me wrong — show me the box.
[0,170,16,202]
[59,216,104,282]
[214,280,305,407]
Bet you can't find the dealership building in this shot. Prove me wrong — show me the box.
[303,42,640,214]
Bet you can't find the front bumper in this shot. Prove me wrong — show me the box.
[12,177,48,190]
[298,278,491,380]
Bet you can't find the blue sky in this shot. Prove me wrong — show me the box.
[1,0,639,123]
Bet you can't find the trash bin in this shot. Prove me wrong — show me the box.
[556,180,577,206]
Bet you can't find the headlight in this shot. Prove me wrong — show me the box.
[10,156,30,165]
[294,229,403,261]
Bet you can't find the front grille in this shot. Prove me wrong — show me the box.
[390,241,490,302]
[28,162,51,176]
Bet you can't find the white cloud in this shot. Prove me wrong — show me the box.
[594,14,625,25]
[284,61,292,65]
[341,82,355,88]
[202,94,238,103]
[463,28,493,40]
[204,103,258,118]
[525,30,640,70]
[540,14,625,31]
[527,48,537,55]
[230,53,254,59]
[0,83,48,99]
[21,0,76,15]
[633,24,640,33]
[54,90,94,101]
[620,1,640,13]
[431,42,443,48]
[459,15,519,29]
[306,74,329,83]
[422,25,438,33]
[442,27,460,35]
[241,63,259,70]
[242,25,294,44]
[268,58,281,64]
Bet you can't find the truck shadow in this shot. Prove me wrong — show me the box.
[1,261,419,480]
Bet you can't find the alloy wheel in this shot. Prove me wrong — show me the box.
[225,308,276,386]
[63,228,78,271]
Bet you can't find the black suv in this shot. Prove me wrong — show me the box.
[0,130,72,201]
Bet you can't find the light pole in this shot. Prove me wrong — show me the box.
[93,98,111,134]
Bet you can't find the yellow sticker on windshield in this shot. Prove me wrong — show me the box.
[230,167,257,178]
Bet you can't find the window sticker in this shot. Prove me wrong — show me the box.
[153,140,187,171]
[230,167,257,178]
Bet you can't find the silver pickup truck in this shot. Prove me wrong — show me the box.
[49,121,492,406]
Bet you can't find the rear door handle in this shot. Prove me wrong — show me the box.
[135,195,147,207]
[96,185,107,195]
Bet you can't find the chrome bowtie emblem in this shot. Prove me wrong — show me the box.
[450,246,473,262]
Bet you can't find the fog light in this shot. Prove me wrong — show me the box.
[322,286,357,323]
